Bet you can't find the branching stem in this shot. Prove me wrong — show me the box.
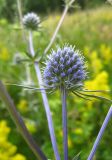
[28,31,60,160]
[39,0,76,61]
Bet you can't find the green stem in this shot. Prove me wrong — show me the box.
[39,0,76,61]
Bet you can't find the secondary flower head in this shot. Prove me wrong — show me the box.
[43,45,87,91]
[23,12,40,30]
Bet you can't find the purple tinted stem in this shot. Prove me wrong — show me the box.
[0,81,47,160]
[87,106,112,160]
[61,87,68,160]
[28,31,60,160]
[29,31,35,57]
[34,62,60,160]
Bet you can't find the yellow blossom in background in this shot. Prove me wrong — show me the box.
[85,71,109,92]
[83,46,90,57]
[100,44,112,64]
[0,120,10,141]
[85,71,110,108]
[17,99,28,113]
[25,119,36,133]
[0,120,26,160]
[83,45,112,108]
[12,154,26,160]
[0,47,10,61]
[73,128,83,135]
[59,130,63,137]
[68,136,73,148]
[90,51,103,74]
[86,101,93,110]
[100,9,112,20]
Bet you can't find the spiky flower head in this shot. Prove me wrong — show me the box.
[23,12,40,30]
[43,45,87,91]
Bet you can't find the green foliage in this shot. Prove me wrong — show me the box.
[0,6,112,160]
[0,0,16,21]
[0,0,108,21]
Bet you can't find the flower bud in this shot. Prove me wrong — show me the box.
[23,12,40,30]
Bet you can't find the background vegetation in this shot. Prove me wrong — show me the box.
[0,0,112,160]
[0,0,105,20]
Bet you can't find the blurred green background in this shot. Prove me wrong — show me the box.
[0,0,112,160]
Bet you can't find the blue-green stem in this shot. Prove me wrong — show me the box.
[29,31,60,160]
[61,86,68,160]
[0,81,47,160]
[87,105,112,160]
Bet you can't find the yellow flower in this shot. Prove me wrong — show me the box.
[0,120,26,160]
[86,101,93,110]
[59,130,63,137]
[74,128,83,135]
[6,144,17,156]
[85,71,109,91]
[83,46,90,57]
[25,120,36,133]
[85,71,110,107]
[90,51,102,74]
[17,99,28,113]
[100,44,112,63]
[0,47,10,61]
[0,120,10,140]
[12,154,26,160]
[68,136,73,148]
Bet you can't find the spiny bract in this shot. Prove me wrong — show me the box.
[23,12,40,30]
[43,45,87,90]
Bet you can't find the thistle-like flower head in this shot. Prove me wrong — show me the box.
[43,45,87,91]
[23,12,40,30]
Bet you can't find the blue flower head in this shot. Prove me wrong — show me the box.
[23,12,40,30]
[43,45,87,91]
